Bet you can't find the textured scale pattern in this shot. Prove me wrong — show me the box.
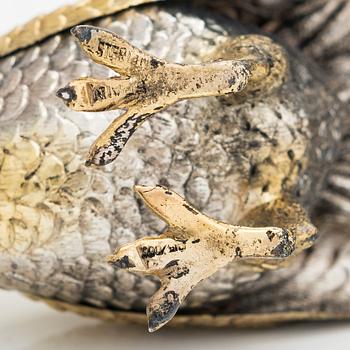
[208,0,350,217]
[209,213,350,317]
[269,0,350,214]
[206,0,350,104]
[0,7,267,310]
[0,1,348,318]
[0,0,158,57]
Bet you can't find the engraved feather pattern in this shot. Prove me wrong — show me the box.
[0,1,349,324]
[270,0,350,212]
[0,7,273,310]
[201,0,350,215]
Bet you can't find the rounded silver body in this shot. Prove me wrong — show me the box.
[0,3,343,314]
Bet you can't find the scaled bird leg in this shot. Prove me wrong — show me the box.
[57,25,287,166]
[236,198,318,272]
[108,185,300,332]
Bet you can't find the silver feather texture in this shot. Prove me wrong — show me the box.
[0,1,349,320]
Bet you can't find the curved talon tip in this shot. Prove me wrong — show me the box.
[61,27,287,167]
[148,321,158,333]
[134,185,157,194]
[85,148,113,167]
[147,289,181,332]
[85,148,100,167]
[108,254,136,269]
[56,86,77,104]
[147,314,159,333]
[71,25,95,43]
[148,320,160,333]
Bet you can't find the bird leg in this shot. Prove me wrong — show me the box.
[107,185,311,332]
[57,25,287,166]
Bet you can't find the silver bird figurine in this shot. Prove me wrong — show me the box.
[0,0,349,331]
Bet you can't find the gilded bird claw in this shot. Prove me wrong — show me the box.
[56,25,294,331]
[108,185,296,332]
[57,25,286,167]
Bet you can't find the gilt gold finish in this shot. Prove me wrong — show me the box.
[57,25,287,166]
[55,25,302,332]
[1,0,346,334]
[108,185,296,331]
[0,0,158,57]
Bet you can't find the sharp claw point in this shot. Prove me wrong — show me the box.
[147,315,163,333]
[56,86,77,103]
[147,293,180,332]
[147,324,158,333]
[71,25,95,43]
[134,185,157,194]
[86,143,121,167]
[108,255,136,269]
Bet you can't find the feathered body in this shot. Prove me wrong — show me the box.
[0,0,349,325]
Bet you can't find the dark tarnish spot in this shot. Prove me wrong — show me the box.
[235,246,242,258]
[237,80,245,91]
[172,266,190,279]
[148,291,180,332]
[266,230,275,241]
[192,239,200,244]
[228,77,236,87]
[85,159,93,167]
[24,167,39,181]
[249,164,258,178]
[166,263,190,279]
[266,56,274,68]
[271,229,295,258]
[275,110,282,119]
[183,203,199,215]
[305,233,318,243]
[110,255,136,269]
[89,113,149,166]
[165,190,172,195]
[165,260,179,269]
[71,26,94,43]
[262,183,269,193]
[287,149,295,160]
[249,140,261,149]
[56,86,77,103]
[124,92,135,102]
[175,238,188,244]
[150,58,163,68]
[252,127,269,139]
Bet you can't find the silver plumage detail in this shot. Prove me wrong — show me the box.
[0,1,349,320]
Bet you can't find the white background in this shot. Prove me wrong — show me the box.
[1,1,350,349]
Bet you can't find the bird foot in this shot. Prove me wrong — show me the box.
[108,185,298,332]
[57,25,287,166]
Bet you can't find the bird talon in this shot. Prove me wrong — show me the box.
[57,25,287,166]
[108,185,297,331]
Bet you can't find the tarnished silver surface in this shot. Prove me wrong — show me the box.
[0,1,349,321]
[223,0,350,214]
[206,0,350,104]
